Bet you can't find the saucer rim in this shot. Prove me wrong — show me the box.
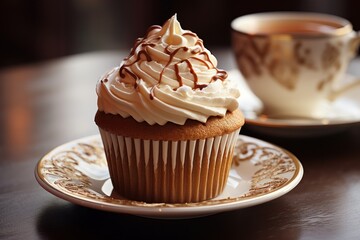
[245,116,360,128]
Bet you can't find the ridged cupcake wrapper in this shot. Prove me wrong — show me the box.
[99,128,241,203]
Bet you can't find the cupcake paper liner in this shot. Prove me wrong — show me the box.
[99,128,241,203]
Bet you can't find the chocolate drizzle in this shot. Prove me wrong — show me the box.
[118,23,228,99]
[159,46,189,83]
[119,67,137,81]
[174,64,183,87]
[119,46,153,82]
[145,25,162,37]
[212,69,228,81]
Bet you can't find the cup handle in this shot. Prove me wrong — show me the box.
[349,31,360,58]
[328,31,360,101]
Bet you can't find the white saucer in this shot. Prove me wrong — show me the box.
[35,135,303,219]
[228,69,360,137]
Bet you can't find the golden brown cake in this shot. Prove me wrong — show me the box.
[95,110,243,141]
[95,15,244,203]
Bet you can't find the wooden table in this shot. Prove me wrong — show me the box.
[1,49,360,240]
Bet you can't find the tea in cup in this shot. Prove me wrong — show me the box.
[231,12,360,118]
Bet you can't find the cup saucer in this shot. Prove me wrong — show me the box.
[228,69,360,137]
[35,134,303,219]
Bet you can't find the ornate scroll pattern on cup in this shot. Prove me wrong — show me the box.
[233,34,342,91]
[317,42,342,90]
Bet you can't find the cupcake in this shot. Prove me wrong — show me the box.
[95,14,244,203]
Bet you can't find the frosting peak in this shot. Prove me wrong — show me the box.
[119,14,224,90]
[97,15,240,126]
[158,14,184,45]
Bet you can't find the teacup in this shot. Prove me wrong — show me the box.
[231,12,360,118]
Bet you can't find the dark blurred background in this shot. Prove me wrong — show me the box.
[1,0,360,69]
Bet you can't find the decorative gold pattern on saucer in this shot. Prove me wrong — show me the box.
[39,140,105,200]
[36,135,303,217]
[233,140,296,197]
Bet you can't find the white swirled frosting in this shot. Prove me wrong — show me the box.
[96,14,240,125]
